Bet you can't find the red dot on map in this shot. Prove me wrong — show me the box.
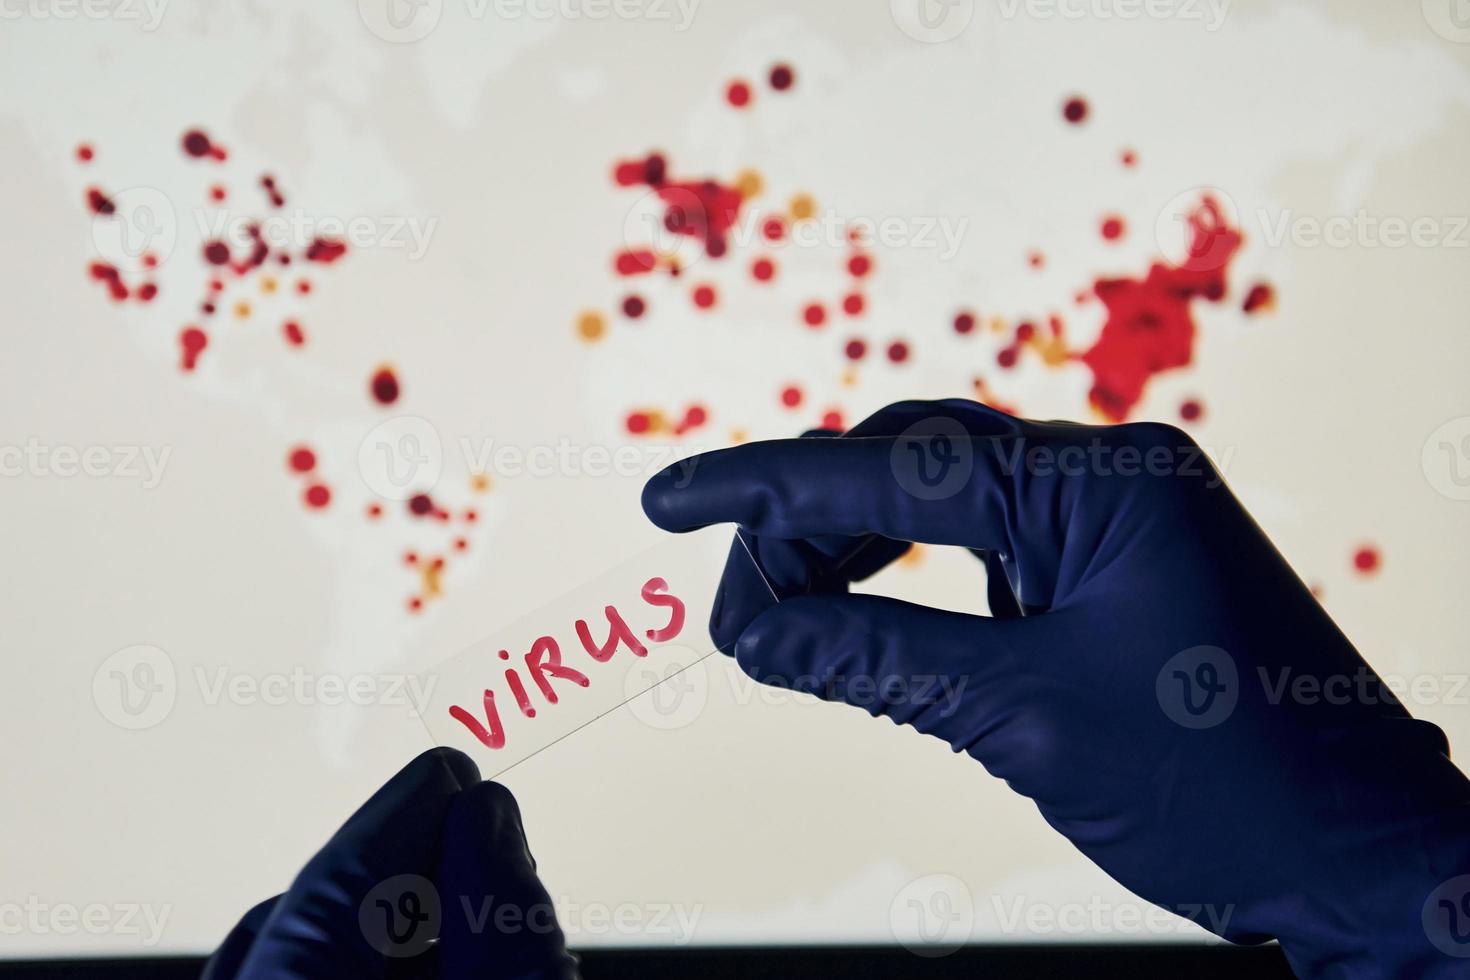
[303,484,331,509]
[1353,546,1381,575]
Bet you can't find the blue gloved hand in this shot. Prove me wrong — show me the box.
[202,748,580,980]
[642,398,1470,978]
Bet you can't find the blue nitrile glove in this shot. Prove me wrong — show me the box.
[202,748,580,980]
[642,398,1470,978]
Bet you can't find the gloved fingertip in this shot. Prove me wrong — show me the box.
[641,455,708,531]
[733,598,825,679]
[443,780,534,860]
[414,746,481,792]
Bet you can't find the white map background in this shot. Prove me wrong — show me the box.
[2,0,1470,955]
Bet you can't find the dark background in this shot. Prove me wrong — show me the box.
[0,944,1297,978]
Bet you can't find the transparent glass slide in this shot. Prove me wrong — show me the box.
[415,527,775,778]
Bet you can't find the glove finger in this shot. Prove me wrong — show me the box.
[435,782,580,980]
[715,428,877,653]
[710,530,862,654]
[703,402,1018,651]
[643,433,1018,548]
[201,896,281,980]
[237,747,479,979]
[812,400,1021,572]
[733,594,1023,738]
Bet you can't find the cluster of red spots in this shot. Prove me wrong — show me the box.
[85,187,115,215]
[614,248,658,276]
[1179,398,1204,422]
[1063,97,1089,124]
[304,237,347,264]
[260,174,285,208]
[751,257,776,282]
[80,129,488,615]
[370,366,401,406]
[612,151,745,260]
[1079,195,1243,421]
[1101,215,1126,242]
[400,488,489,612]
[1353,546,1381,575]
[284,444,331,510]
[1242,281,1276,314]
[692,283,718,309]
[625,403,709,436]
[181,128,227,162]
[88,261,129,301]
[87,259,160,305]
